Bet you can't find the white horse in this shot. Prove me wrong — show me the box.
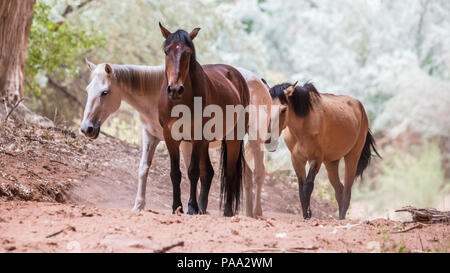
[81,59,271,217]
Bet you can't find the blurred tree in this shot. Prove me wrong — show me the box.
[0,0,51,126]
[232,0,450,137]
[34,0,269,141]
[24,0,103,125]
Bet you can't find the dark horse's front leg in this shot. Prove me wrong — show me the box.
[301,161,321,219]
[166,138,183,214]
[187,141,202,215]
[198,143,214,214]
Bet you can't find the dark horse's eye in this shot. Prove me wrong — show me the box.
[101,90,109,97]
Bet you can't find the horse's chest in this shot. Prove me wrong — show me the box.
[140,113,164,139]
[286,133,319,160]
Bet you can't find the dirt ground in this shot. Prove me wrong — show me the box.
[0,122,449,253]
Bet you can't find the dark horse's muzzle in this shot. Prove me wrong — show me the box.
[80,120,100,139]
[167,85,184,100]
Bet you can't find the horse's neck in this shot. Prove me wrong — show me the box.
[288,105,321,138]
[188,61,208,97]
[118,65,164,116]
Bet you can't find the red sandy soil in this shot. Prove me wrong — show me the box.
[0,122,449,253]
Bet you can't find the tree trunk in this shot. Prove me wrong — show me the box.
[0,0,52,126]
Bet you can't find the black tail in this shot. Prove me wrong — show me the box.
[219,139,245,216]
[356,130,382,179]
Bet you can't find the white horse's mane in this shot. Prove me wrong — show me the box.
[112,64,165,94]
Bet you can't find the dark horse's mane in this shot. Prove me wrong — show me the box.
[163,29,197,68]
[269,82,321,117]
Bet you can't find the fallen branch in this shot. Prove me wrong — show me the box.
[100,131,119,140]
[46,225,76,238]
[4,98,24,122]
[242,246,319,253]
[0,151,17,157]
[46,229,65,238]
[395,206,450,224]
[154,241,184,253]
[391,223,425,234]
[47,77,83,107]
[50,159,68,166]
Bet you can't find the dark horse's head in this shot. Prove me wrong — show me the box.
[159,23,200,101]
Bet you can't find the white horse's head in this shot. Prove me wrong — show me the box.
[81,59,122,139]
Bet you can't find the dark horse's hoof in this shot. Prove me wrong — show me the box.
[172,206,184,215]
[303,208,312,219]
[223,208,234,217]
[199,208,209,215]
[187,206,199,215]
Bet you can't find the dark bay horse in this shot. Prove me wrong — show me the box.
[158,23,250,217]
[265,81,381,219]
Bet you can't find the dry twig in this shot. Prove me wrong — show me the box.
[154,241,184,253]
[242,246,319,253]
[4,98,24,122]
[46,225,76,238]
[391,223,425,234]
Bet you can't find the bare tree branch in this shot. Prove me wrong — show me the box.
[47,77,83,107]
[60,0,95,21]
[4,98,24,122]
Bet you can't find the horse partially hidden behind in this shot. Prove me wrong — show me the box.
[158,23,251,217]
[265,81,380,220]
[80,57,270,216]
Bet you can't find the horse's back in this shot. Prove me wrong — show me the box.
[321,94,366,123]
[317,94,369,160]
[202,64,250,107]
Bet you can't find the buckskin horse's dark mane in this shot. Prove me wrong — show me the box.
[269,82,321,117]
[163,29,197,70]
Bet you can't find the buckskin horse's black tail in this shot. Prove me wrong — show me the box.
[220,139,245,216]
[356,130,382,179]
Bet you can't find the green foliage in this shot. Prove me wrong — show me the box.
[25,1,103,96]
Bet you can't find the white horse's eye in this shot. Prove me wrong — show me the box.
[101,90,109,97]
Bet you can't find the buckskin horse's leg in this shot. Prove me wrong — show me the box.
[302,160,322,219]
[187,141,202,215]
[324,160,344,216]
[340,152,359,219]
[165,133,183,214]
[133,130,160,212]
[198,144,214,214]
[292,156,307,219]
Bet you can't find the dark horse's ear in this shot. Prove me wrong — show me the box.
[159,22,172,39]
[189,27,201,40]
[85,58,96,71]
[261,78,270,89]
[105,64,113,75]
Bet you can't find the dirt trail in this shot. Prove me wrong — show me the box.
[0,122,449,253]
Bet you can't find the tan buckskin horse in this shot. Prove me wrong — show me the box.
[265,81,380,220]
[158,23,252,217]
[81,61,270,216]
